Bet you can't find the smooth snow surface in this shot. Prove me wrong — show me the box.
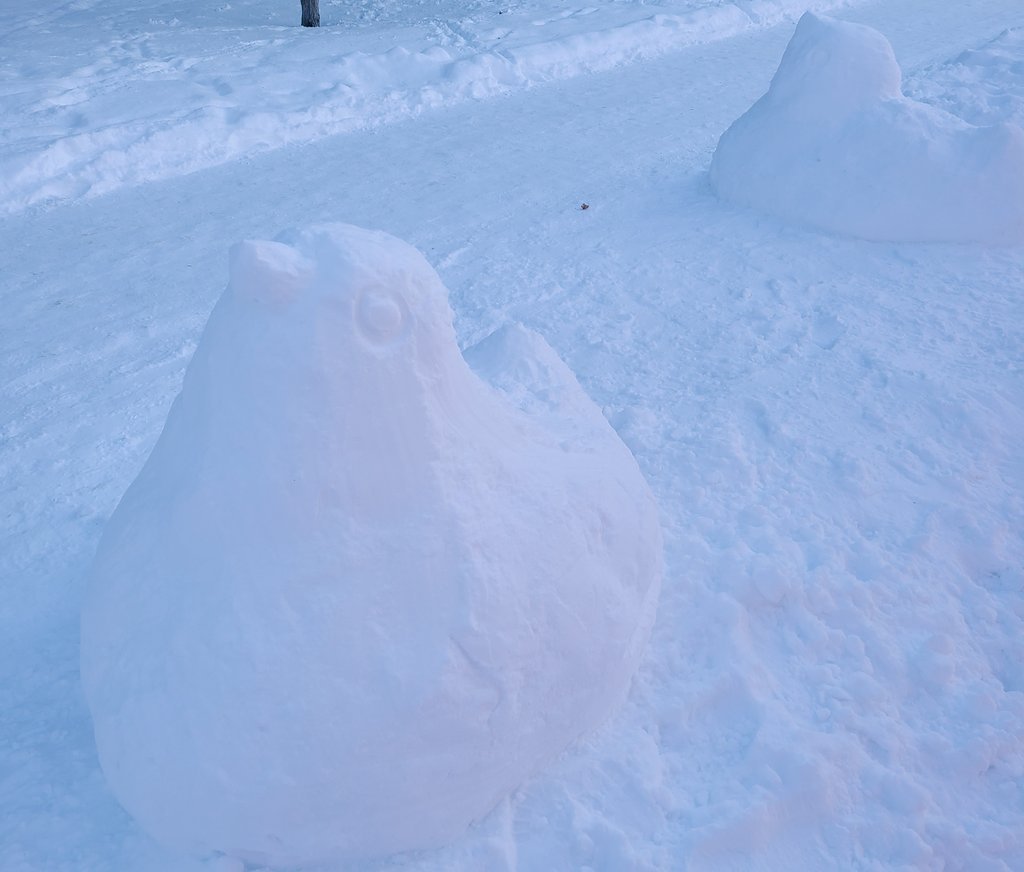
[80,224,662,866]
[710,13,1024,242]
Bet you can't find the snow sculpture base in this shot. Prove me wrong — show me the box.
[710,13,1024,244]
[80,224,662,867]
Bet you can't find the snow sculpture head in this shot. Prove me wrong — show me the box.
[710,13,1024,243]
[765,12,901,119]
[81,224,663,867]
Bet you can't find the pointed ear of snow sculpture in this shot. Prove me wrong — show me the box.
[80,224,663,867]
[710,13,1024,244]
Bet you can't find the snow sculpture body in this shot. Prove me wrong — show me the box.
[710,13,1024,243]
[80,224,662,867]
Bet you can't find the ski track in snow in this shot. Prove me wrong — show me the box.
[2,0,1024,870]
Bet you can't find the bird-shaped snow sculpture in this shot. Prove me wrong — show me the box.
[81,223,662,867]
[710,13,1024,243]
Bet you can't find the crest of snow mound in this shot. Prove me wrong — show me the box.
[709,13,1024,243]
[80,224,663,867]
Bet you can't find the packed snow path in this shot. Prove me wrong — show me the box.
[2,0,1024,869]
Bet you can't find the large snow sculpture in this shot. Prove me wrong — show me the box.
[80,224,662,867]
[710,13,1024,243]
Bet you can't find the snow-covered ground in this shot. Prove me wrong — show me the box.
[2,0,1023,869]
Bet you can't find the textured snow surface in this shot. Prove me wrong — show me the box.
[3,0,1024,870]
[710,13,1024,242]
[80,224,662,866]
[905,25,1024,129]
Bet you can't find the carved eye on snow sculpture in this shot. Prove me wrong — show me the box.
[355,286,410,349]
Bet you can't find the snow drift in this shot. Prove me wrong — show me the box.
[710,13,1024,243]
[79,224,662,866]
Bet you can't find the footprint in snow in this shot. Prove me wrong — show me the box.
[810,313,845,350]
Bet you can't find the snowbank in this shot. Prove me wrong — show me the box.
[79,224,662,866]
[710,13,1024,243]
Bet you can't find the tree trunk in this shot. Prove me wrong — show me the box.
[301,0,320,27]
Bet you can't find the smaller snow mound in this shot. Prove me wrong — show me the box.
[80,224,662,867]
[710,13,1024,244]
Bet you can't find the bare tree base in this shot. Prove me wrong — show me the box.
[301,0,320,27]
